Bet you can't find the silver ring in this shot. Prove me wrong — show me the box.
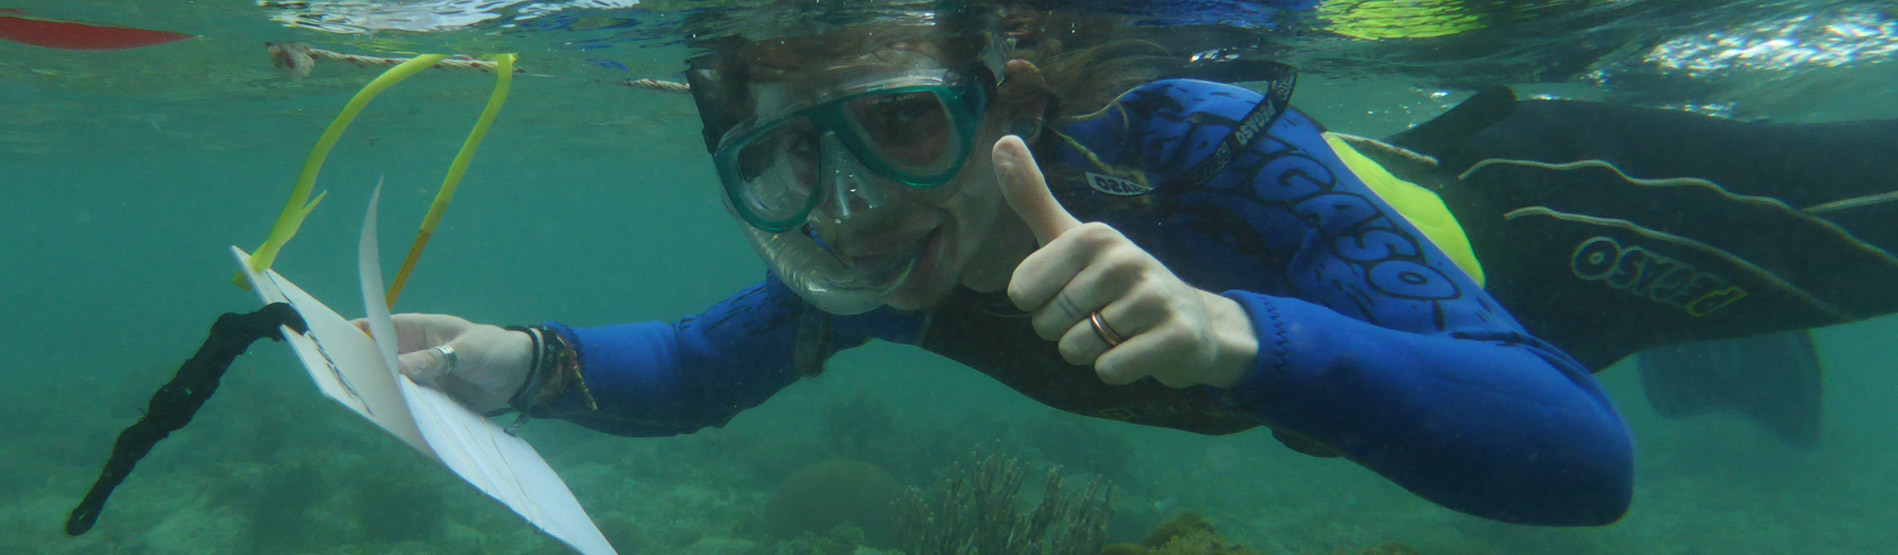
[1089,311,1125,347]
[433,345,459,372]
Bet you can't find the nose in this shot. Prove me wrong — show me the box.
[811,131,895,225]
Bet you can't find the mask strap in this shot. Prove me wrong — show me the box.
[1165,63,1297,191]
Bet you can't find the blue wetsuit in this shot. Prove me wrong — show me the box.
[539,80,1634,526]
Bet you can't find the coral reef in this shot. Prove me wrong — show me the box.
[772,525,896,555]
[896,446,1115,555]
[349,468,448,544]
[763,458,907,548]
[244,460,329,553]
[1349,543,1421,555]
[685,535,763,554]
[1104,510,1422,555]
[1101,510,1261,555]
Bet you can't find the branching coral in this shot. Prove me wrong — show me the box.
[896,447,1115,555]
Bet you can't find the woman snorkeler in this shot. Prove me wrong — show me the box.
[382,5,1636,527]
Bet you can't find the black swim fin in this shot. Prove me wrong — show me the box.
[1384,85,1517,158]
[1637,330,1823,449]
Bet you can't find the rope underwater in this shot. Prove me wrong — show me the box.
[266,41,694,94]
[269,42,521,79]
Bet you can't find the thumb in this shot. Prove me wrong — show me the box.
[994,135,1081,245]
[397,345,453,381]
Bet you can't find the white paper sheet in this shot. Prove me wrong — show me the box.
[233,182,616,555]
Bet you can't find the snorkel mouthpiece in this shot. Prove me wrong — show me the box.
[740,223,916,315]
[736,108,932,314]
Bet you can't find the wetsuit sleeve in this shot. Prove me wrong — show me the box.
[1218,294,1632,526]
[1073,80,1633,525]
[536,277,905,436]
[1229,123,1631,525]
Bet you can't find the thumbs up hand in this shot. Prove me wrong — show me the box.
[992,136,1258,389]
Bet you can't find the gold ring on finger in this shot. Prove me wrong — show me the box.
[1089,310,1126,347]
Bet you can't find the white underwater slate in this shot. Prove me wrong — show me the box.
[232,182,616,555]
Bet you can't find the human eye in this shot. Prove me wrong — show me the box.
[859,93,946,143]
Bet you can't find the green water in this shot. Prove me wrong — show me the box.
[5,1,1898,554]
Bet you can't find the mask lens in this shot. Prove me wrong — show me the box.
[715,84,983,231]
[845,89,962,179]
[724,117,820,228]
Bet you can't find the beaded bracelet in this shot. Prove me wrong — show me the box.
[532,326,598,412]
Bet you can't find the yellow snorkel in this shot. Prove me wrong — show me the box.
[386,54,517,308]
[237,51,518,310]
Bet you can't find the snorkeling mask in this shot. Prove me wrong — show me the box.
[712,72,991,232]
[687,30,1009,314]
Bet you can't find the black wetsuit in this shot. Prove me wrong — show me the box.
[1379,92,1898,370]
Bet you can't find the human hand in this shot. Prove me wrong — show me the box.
[358,314,534,412]
[992,136,1258,388]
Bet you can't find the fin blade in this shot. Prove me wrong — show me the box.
[1638,330,1823,449]
[1385,85,1517,157]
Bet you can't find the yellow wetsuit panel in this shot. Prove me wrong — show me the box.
[1323,132,1486,287]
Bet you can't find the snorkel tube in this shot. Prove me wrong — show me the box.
[738,222,916,315]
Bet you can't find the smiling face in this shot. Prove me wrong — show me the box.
[807,114,1024,310]
[773,81,1030,311]
[716,32,1045,311]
